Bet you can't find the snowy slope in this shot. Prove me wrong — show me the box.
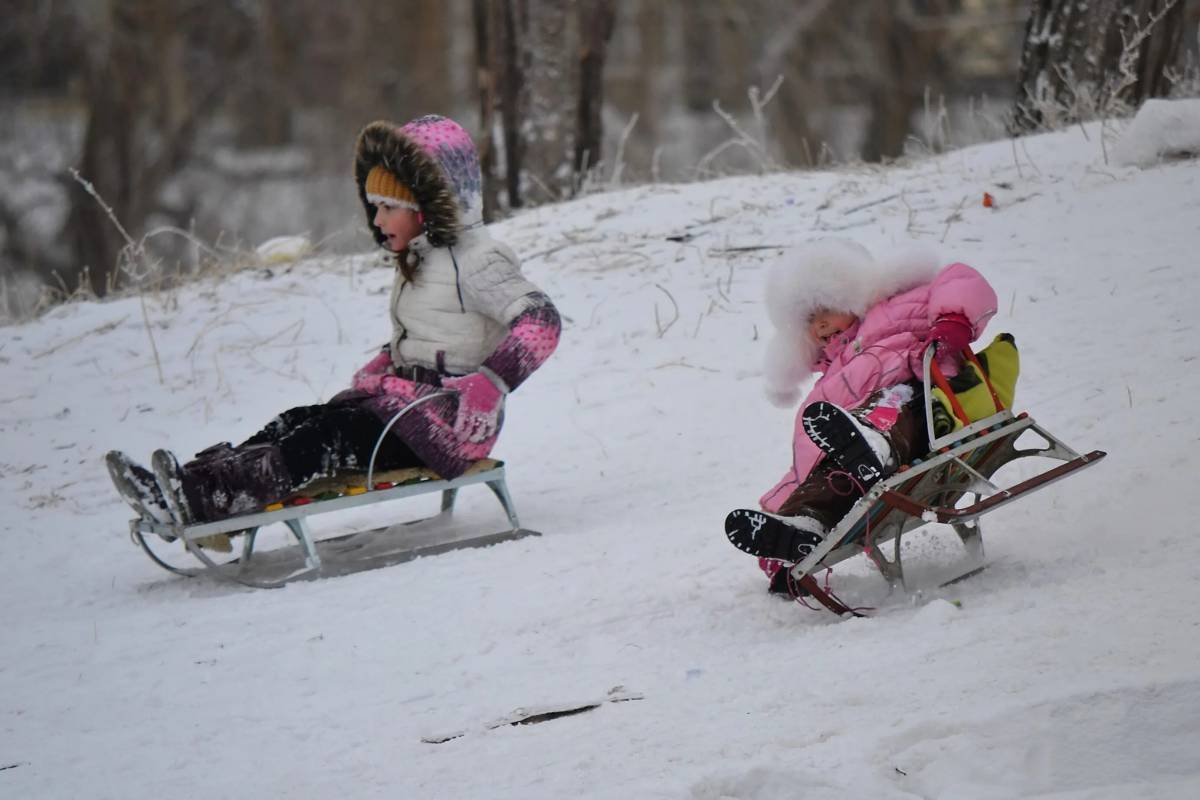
[2,120,1199,799]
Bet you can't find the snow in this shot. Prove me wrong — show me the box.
[2,116,1200,798]
[1111,98,1200,168]
[256,234,314,264]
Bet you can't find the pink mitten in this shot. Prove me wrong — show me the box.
[927,313,973,354]
[443,372,505,443]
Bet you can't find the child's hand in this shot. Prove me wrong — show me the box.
[928,313,973,354]
[443,372,506,443]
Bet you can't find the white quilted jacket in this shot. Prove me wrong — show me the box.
[387,225,542,375]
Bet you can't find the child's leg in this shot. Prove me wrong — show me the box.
[852,383,929,466]
[775,460,858,523]
[177,403,423,522]
[269,403,422,486]
[727,462,852,566]
[238,405,331,448]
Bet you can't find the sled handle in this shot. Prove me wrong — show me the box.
[922,343,1006,445]
[367,389,457,488]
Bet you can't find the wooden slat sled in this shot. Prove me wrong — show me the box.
[128,392,538,588]
[786,346,1106,615]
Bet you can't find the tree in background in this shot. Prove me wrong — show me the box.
[1012,0,1186,132]
[474,0,616,217]
[11,0,1166,319]
[576,0,619,180]
[859,0,959,161]
[64,0,252,297]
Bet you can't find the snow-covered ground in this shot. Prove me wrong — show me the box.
[2,115,1199,799]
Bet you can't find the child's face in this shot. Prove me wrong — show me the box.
[373,203,423,252]
[807,309,858,346]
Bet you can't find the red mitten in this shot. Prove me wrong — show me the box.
[928,313,973,354]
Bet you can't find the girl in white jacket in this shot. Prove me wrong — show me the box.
[106,115,560,525]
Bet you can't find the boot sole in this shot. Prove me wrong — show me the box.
[801,401,886,489]
[151,449,192,525]
[105,452,154,520]
[105,452,176,531]
[725,508,824,563]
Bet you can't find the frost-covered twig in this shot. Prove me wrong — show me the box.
[608,112,639,188]
[941,196,968,243]
[68,168,165,384]
[653,283,679,338]
[695,78,784,177]
[68,169,137,252]
[33,315,130,359]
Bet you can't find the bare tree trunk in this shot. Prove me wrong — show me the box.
[574,0,616,178]
[682,3,719,112]
[64,0,252,296]
[860,0,955,162]
[236,0,293,148]
[522,0,577,202]
[474,0,500,222]
[1012,0,1185,132]
[65,0,153,296]
[500,0,526,209]
[761,0,837,167]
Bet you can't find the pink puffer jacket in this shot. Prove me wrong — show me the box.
[759,262,997,512]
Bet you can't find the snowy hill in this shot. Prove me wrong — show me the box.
[2,120,1199,799]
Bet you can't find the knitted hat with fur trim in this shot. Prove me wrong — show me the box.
[364,166,419,211]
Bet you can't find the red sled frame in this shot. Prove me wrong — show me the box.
[787,345,1106,616]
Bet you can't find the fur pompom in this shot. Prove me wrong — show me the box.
[763,333,814,407]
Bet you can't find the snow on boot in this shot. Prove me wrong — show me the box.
[105,451,174,527]
[801,401,895,492]
[151,448,194,525]
[725,509,826,563]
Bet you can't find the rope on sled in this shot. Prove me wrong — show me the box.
[780,469,877,617]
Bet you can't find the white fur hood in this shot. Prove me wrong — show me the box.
[762,238,941,407]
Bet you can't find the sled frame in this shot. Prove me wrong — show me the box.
[787,346,1106,605]
[129,392,537,588]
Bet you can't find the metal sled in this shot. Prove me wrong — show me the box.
[128,392,538,589]
[786,346,1106,616]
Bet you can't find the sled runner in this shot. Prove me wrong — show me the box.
[733,342,1105,617]
[128,392,538,588]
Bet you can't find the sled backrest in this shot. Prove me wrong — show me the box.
[923,338,1018,451]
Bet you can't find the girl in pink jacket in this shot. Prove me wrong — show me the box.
[725,239,998,593]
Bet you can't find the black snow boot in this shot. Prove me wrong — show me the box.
[151,449,194,525]
[801,401,897,494]
[768,566,811,598]
[105,451,174,526]
[725,508,828,563]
